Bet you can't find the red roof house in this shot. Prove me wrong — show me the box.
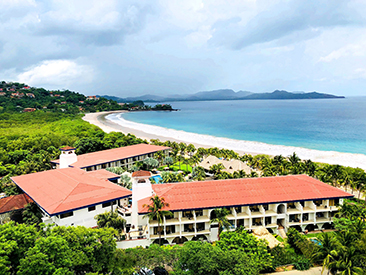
[11,168,131,216]
[0,194,33,214]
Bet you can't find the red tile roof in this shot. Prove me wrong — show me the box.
[11,168,131,216]
[132,170,151,177]
[138,175,353,213]
[87,169,120,180]
[51,144,170,168]
[0,194,33,214]
[60,146,75,151]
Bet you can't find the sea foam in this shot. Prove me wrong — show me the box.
[106,113,366,170]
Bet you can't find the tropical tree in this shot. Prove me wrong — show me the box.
[209,163,225,177]
[119,174,132,189]
[95,210,126,237]
[143,157,159,170]
[163,156,174,166]
[186,144,196,156]
[192,166,206,181]
[154,151,165,165]
[143,195,173,245]
[210,208,231,240]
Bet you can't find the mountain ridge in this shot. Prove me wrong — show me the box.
[98,89,344,103]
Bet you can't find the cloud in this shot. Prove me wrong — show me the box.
[210,0,364,50]
[17,59,94,87]
[319,43,365,62]
[29,0,154,46]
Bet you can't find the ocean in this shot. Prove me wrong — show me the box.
[106,97,366,168]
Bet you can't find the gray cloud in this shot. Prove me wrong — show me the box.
[211,0,364,50]
[1,0,366,96]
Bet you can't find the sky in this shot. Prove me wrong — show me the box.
[1,0,366,97]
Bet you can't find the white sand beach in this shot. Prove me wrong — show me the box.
[83,111,366,170]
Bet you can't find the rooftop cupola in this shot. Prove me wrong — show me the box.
[59,146,77,169]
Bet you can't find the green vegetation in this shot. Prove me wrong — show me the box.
[0,112,146,195]
[0,222,123,275]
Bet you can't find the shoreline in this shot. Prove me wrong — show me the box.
[83,111,366,170]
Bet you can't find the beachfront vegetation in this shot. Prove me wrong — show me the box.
[149,139,366,200]
[0,112,146,195]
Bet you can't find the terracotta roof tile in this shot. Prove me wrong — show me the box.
[12,168,131,216]
[60,146,75,151]
[138,175,353,213]
[132,170,151,177]
[86,169,120,180]
[0,194,33,214]
[51,144,170,168]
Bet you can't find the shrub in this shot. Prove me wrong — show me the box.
[294,257,311,270]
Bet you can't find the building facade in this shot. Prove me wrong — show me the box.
[51,144,171,170]
[116,174,352,248]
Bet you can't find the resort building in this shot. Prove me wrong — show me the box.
[119,173,352,248]
[11,168,131,228]
[51,144,171,170]
[9,143,353,249]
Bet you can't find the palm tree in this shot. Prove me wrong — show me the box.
[209,163,225,176]
[95,210,126,237]
[288,152,300,166]
[119,174,132,189]
[187,144,196,157]
[143,195,173,245]
[192,166,206,181]
[210,208,231,240]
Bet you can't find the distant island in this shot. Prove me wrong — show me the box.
[99,89,345,103]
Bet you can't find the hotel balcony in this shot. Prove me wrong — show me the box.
[236,212,250,218]
[227,214,236,220]
[316,217,331,223]
[316,205,330,211]
[302,206,314,212]
[180,216,195,223]
[287,207,302,214]
[196,229,210,235]
[164,218,180,225]
[165,231,180,238]
[195,215,210,222]
[264,210,277,216]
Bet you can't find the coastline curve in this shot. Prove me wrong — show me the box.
[98,112,366,170]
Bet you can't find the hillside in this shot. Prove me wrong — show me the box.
[0,81,135,114]
[100,89,344,103]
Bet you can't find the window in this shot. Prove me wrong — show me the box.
[195,210,203,216]
[263,204,268,211]
[88,206,96,212]
[102,201,117,208]
[234,207,242,213]
[101,163,107,169]
[60,211,73,219]
[182,211,193,218]
[86,167,93,171]
[196,222,205,231]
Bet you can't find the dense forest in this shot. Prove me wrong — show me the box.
[0,81,172,114]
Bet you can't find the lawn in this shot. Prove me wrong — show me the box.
[170,163,193,173]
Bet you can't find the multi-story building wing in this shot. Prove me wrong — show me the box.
[117,173,353,248]
[51,144,171,170]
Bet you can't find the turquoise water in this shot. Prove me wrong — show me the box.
[122,97,366,155]
[150,175,163,184]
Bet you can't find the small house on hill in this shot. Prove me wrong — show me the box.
[0,194,33,224]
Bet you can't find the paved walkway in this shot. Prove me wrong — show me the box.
[265,267,327,275]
